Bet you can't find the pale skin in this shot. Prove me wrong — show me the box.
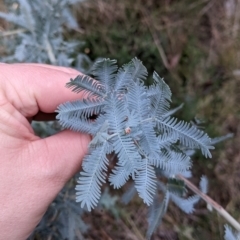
[0,63,91,240]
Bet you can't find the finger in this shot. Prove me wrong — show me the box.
[11,63,80,75]
[0,64,84,117]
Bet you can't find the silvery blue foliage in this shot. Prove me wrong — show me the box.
[0,0,90,67]
[224,225,240,240]
[145,176,208,239]
[56,58,214,216]
[27,185,89,240]
[98,188,119,218]
[211,133,234,145]
[147,191,170,239]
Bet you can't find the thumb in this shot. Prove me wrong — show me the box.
[31,130,90,187]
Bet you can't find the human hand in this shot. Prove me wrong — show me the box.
[0,64,90,240]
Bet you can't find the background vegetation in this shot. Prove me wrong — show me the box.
[1,0,240,239]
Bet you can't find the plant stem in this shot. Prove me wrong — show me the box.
[44,36,56,65]
[0,28,27,37]
[176,174,240,232]
[141,9,170,70]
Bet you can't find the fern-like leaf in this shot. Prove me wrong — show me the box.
[66,75,106,98]
[135,160,157,205]
[131,57,148,82]
[105,94,127,133]
[170,193,200,214]
[56,98,104,119]
[157,133,178,148]
[138,122,160,159]
[92,58,117,92]
[156,116,214,157]
[114,62,134,91]
[76,142,110,211]
[149,72,172,119]
[151,149,191,175]
[127,80,149,120]
[111,134,140,170]
[109,164,132,189]
[57,116,99,135]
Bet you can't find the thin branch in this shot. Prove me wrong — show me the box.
[232,0,240,39]
[44,36,57,65]
[0,28,27,37]
[119,209,146,240]
[177,174,240,232]
[141,9,170,70]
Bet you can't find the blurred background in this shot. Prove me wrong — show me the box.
[0,0,240,239]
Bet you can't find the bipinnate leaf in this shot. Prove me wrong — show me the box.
[66,75,105,97]
[149,72,172,118]
[114,62,134,91]
[92,58,117,91]
[135,160,157,205]
[76,142,110,211]
[109,164,132,189]
[156,116,214,158]
[56,98,104,119]
[131,57,148,82]
[170,194,200,214]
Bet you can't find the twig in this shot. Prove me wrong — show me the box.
[99,229,113,240]
[176,174,240,232]
[119,209,146,240]
[70,27,85,34]
[232,0,240,39]
[0,28,27,37]
[44,36,57,65]
[141,9,170,70]
[188,0,210,10]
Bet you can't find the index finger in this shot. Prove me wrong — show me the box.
[0,63,83,117]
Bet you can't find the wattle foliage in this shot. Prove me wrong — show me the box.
[0,0,91,69]
[56,58,214,215]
